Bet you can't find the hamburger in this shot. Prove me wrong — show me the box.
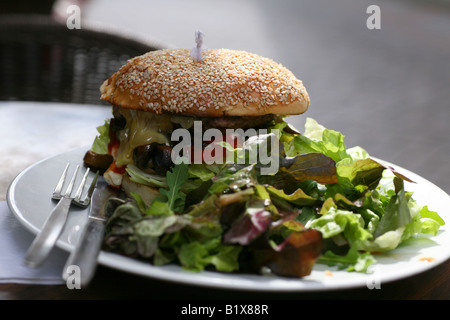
[85,48,311,205]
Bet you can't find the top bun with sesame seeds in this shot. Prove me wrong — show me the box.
[100,48,310,117]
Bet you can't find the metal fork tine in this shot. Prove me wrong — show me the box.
[63,165,80,197]
[86,170,99,199]
[75,170,99,207]
[74,167,90,203]
[52,163,70,199]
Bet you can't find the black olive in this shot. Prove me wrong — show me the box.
[111,116,126,132]
[133,144,155,170]
[152,145,174,175]
[83,150,113,170]
[112,107,126,131]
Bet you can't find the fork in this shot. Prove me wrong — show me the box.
[23,163,98,267]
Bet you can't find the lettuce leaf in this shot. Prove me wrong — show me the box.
[318,244,376,273]
[126,164,168,188]
[374,187,412,237]
[417,205,445,235]
[188,164,217,181]
[223,198,272,245]
[259,152,338,189]
[336,157,386,191]
[132,215,179,257]
[91,119,110,154]
[158,162,189,213]
[279,153,338,185]
[145,200,173,216]
[266,185,318,207]
[293,118,351,162]
[307,207,373,245]
[178,238,241,272]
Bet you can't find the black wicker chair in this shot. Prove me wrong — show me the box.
[0,15,167,105]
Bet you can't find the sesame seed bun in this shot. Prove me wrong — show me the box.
[100,48,310,117]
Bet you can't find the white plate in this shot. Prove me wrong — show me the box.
[7,147,450,291]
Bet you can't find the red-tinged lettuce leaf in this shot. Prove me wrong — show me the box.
[223,199,272,245]
[282,153,338,184]
[387,165,415,183]
[250,229,323,277]
[262,153,338,187]
[223,210,272,245]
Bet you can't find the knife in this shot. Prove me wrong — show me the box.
[62,176,116,288]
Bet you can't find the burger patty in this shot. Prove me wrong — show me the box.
[202,114,283,130]
[112,105,283,132]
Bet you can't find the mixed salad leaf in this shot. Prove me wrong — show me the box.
[95,117,445,277]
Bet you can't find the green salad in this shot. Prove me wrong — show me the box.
[86,116,445,277]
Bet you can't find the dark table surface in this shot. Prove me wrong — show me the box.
[1,259,448,300]
[1,0,449,302]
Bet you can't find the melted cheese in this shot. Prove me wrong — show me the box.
[115,109,173,166]
[170,115,195,129]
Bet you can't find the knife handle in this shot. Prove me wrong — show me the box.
[62,217,105,288]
